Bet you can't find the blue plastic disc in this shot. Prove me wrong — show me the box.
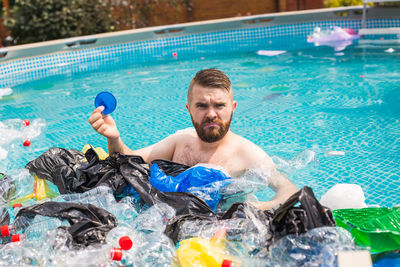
[94,91,117,115]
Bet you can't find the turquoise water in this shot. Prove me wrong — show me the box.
[1,44,399,207]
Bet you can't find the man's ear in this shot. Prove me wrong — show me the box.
[232,101,237,112]
[185,103,190,112]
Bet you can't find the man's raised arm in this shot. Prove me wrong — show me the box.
[88,106,176,163]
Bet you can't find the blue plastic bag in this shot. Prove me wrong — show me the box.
[149,163,231,211]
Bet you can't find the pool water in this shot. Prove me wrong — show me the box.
[1,43,399,207]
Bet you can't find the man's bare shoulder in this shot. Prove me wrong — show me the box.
[163,128,197,149]
[169,128,197,141]
[231,133,274,168]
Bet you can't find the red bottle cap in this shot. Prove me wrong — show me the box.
[22,119,30,126]
[119,236,133,250]
[110,247,123,261]
[13,203,22,209]
[23,140,31,147]
[11,234,20,242]
[221,259,233,267]
[1,225,10,237]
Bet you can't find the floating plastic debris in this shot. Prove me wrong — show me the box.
[320,184,368,210]
[0,147,7,160]
[22,140,31,147]
[256,50,286,56]
[307,26,360,51]
[270,84,290,92]
[325,150,345,156]
[263,93,281,101]
[22,119,30,127]
[235,82,248,88]
[0,88,13,99]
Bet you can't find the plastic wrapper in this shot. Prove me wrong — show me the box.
[267,226,359,266]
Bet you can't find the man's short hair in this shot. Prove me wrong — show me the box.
[188,69,232,101]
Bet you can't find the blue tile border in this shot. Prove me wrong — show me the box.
[0,18,399,89]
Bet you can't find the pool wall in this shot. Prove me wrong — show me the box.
[0,6,399,88]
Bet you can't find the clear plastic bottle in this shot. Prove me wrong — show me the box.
[105,225,136,250]
[54,244,123,266]
[54,186,116,208]
[1,215,68,237]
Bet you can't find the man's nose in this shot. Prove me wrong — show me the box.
[205,107,217,119]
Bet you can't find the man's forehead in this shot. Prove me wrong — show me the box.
[191,84,232,101]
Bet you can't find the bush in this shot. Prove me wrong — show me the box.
[324,0,365,7]
[4,0,115,44]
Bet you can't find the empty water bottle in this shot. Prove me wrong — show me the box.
[54,244,123,266]
[106,225,136,250]
[133,203,175,233]
[1,215,68,238]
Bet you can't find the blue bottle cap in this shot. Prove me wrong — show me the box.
[94,91,117,115]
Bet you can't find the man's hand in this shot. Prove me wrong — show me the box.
[88,106,120,140]
[250,200,280,210]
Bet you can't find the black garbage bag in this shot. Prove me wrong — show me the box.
[165,187,335,249]
[268,186,336,243]
[0,173,16,201]
[14,201,117,246]
[165,202,273,244]
[25,147,128,195]
[26,147,215,217]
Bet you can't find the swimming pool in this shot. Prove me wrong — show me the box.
[0,7,399,208]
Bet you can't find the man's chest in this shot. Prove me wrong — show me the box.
[172,143,246,175]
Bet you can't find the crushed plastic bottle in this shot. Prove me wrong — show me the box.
[133,203,175,233]
[0,240,44,266]
[267,226,359,266]
[122,231,176,266]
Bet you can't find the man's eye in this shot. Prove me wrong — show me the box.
[216,104,225,108]
[196,104,207,108]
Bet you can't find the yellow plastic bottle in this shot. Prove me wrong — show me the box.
[176,229,238,267]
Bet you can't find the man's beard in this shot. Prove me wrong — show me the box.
[191,113,233,143]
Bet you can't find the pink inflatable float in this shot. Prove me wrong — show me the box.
[307,26,360,51]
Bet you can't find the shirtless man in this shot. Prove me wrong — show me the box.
[88,69,298,210]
